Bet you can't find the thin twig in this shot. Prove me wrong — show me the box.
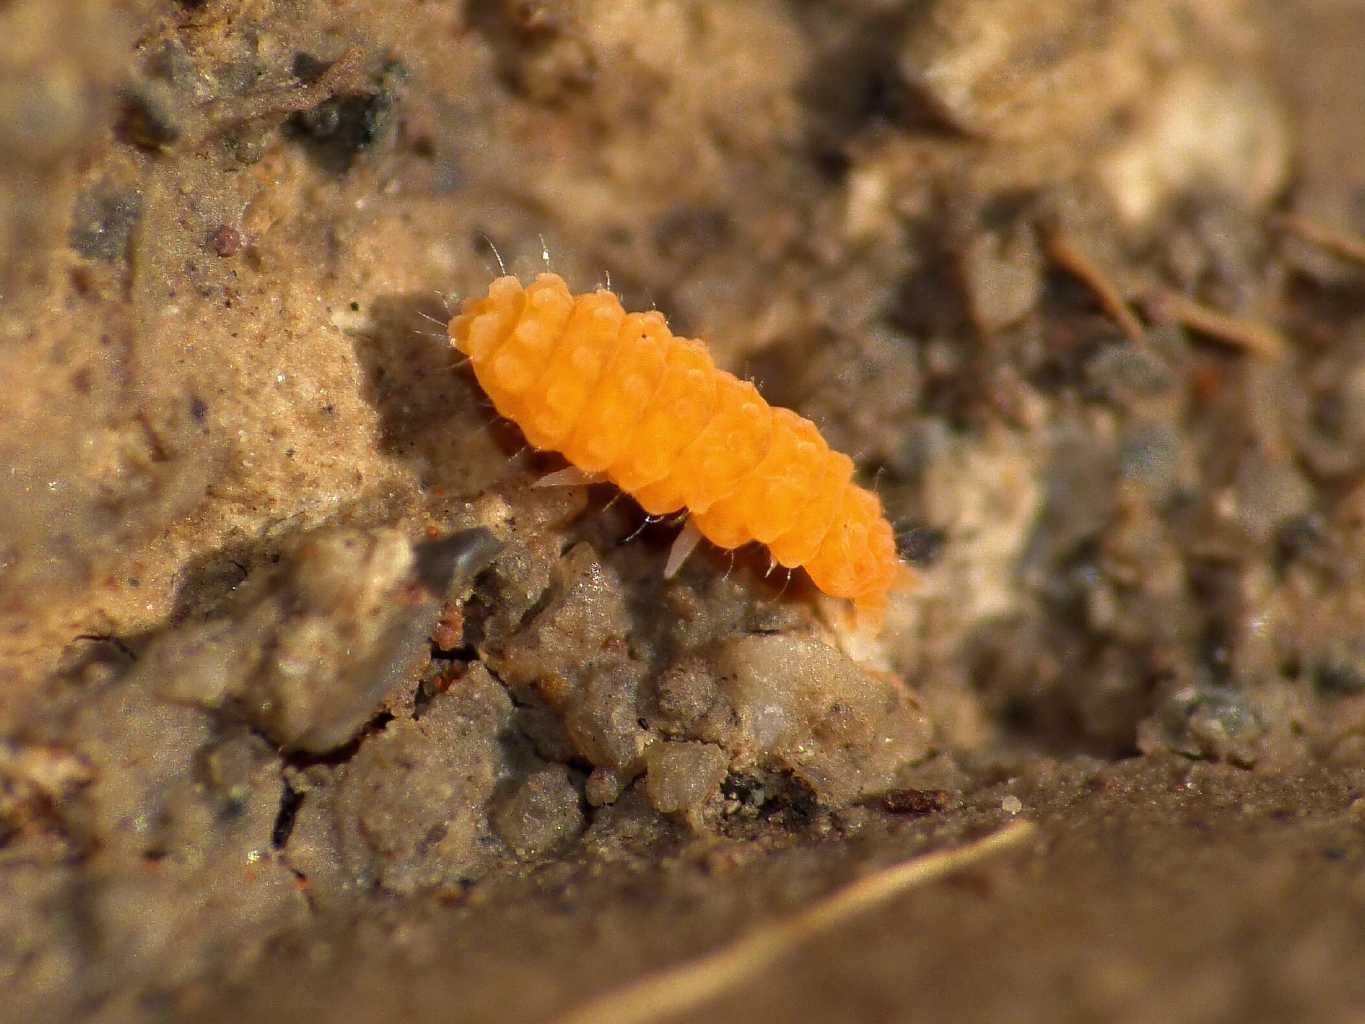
[1142,288,1286,361]
[1044,229,1147,342]
[551,819,1036,1024]
[1274,211,1365,267]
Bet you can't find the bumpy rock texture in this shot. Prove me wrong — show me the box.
[3,0,1365,1022]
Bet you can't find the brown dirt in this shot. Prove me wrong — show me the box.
[2,1,1364,1022]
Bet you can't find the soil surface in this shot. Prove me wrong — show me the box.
[3,2,1364,1023]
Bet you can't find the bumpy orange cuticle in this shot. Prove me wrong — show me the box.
[450,272,910,627]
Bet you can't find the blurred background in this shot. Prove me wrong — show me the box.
[2,2,1364,1021]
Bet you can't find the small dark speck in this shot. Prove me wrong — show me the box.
[1315,661,1365,696]
[898,524,947,567]
[285,448,295,458]
[637,717,649,730]
[350,300,360,311]
[813,147,852,181]
[116,91,181,151]
[189,396,208,421]
[127,578,141,588]
[271,781,305,848]
[1321,847,1347,862]
[292,52,332,85]
[285,59,407,174]
[881,788,950,815]
[322,404,336,415]
[209,225,242,257]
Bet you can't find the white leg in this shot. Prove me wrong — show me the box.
[623,515,660,544]
[664,517,703,579]
[533,466,606,488]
